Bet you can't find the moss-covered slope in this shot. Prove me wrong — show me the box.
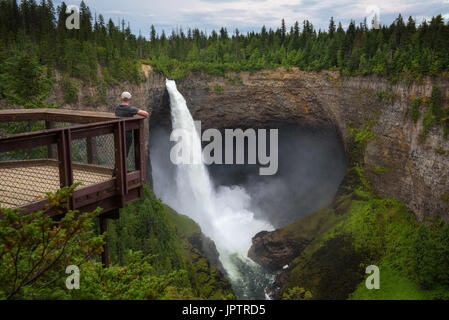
[252,168,449,300]
[107,186,234,300]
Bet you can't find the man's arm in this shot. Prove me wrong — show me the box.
[137,109,149,117]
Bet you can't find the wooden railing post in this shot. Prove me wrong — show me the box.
[113,121,126,208]
[45,120,57,159]
[122,121,129,195]
[57,128,74,209]
[134,119,146,197]
[86,136,98,164]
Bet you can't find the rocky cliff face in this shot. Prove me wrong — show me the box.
[36,67,449,299]
[188,232,226,275]
[53,67,449,221]
[146,69,449,222]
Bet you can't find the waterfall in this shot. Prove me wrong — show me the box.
[163,79,274,299]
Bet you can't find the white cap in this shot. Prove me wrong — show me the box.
[121,91,132,100]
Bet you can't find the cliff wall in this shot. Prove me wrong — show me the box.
[45,67,449,220]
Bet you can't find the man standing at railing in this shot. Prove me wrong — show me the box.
[115,91,149,157]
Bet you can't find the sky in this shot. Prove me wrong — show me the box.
[53,0,449,37]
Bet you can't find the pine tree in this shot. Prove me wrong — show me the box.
[328,17,336,38]
[0,1,448,91]
[280,19,286,44]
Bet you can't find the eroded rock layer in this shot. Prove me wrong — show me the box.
[46,67,449,221]
[147,69,449,222]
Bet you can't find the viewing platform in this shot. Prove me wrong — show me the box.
[0,109,147,266]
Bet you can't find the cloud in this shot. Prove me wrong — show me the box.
[175,0,449,31]
[105,10,155,18]
[105,10,133,15]
[53,0,449,35]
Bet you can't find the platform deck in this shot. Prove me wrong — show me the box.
[0,160,113,208]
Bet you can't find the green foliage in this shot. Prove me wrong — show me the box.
[0,185,233,300]
[422,109,432,135]
[353,164,373,192]
[421,85,447,138]
[376,90,398,103]
[409,97,422,123]
[0,1,143,87]
[108,187,184,273]
[413,218,449,289]
[373,166,388,174]
[0,52,54,108]
[0,120,45,138]
[349,126,378,145]
[336,195,415,268]
[69,251,196,300]
[287,234,365,299]
[351,263,449,300]
[151,56,190,81]
[212,85,223,93]
[282,287,312,300]
[0,185,104,300]
[444,118,449,139]
[283,165,449,300]
[107,186,235,299]
[429,85,443,121]
[435,148,447,155]
[62,76,78,104]
[224,75,243,85]
[441,193,449,205]
[0,124,48,160]
[1,1,449,85]
[348,125,378,163]
[146,14,449,80]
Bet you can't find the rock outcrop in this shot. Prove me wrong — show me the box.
[248,230,310,271]
[188,232,226,275]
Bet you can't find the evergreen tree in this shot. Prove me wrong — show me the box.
[280,18,286,44]
[0,1,448,88]
[328,17,336,38]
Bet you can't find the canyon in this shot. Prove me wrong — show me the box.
[51,67,449,223]
[42,67,449,298]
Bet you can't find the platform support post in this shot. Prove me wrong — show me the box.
[99,216,109,268]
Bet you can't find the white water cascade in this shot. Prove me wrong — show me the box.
[162,79,274,298]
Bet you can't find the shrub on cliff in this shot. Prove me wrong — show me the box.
[409,97,422,123]
[422,85,446,137]
[0,52,54,108]
[62,75,79,104]
[413,218,449,290]
[282,287,312,300]
[287,235,365,299]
